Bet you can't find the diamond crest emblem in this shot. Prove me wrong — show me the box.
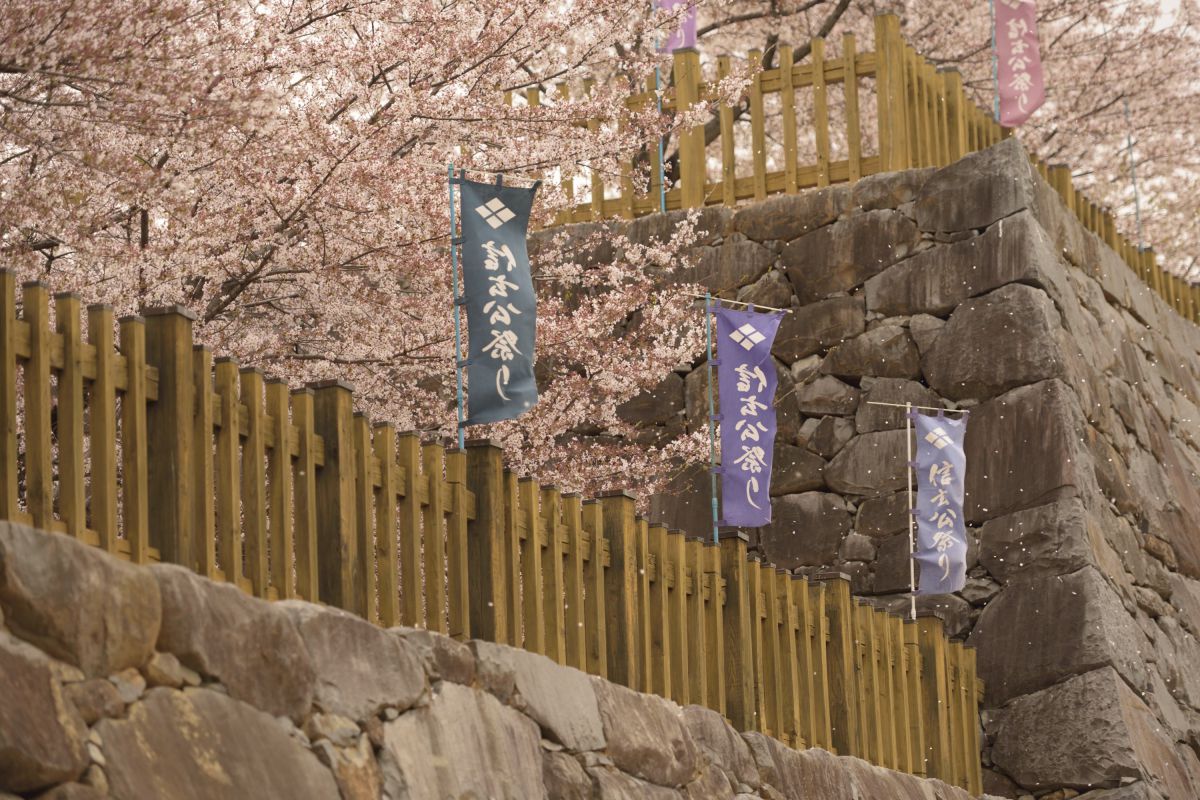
[728,323,766,351]
[925,426,953,450]
[475,197,516,229]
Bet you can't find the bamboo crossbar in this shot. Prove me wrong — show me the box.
[532,13,1197,326]
[0,269,983,792]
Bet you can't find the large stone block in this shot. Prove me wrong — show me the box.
[736,269,793,310]
[757,492,851,569]
[924,284,1066,401]
[277,602,425,722]
[731,184,850,242]
[855,492,908,538]
[379,682,543,799]
[770,444,825,496]
[98,688,339,799]
[681,705,758,789]
[0,635,87,793]
[151,564,315,722]
[854,379,941,433]
[543,751,592,800]
[914,138,1036,233]
[0,522,160,677]
[686,238,776,293]
[969,567,1149,705]
[471,640,605,751]
[849,168,935,213]
[977,497,1095,582]
[782,210,921,303]
[820,325,920,380]
[865,209,1053,318]
[772,296,865,363]
[825,429,909,497]
[588,767,686,799]
[990,667,1194,797]
[592,678,698,788]
[794,375,860,417]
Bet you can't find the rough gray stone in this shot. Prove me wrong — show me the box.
[839,533,877,563]
[855,379,941,432]
[772,296,865,363]
[1076,784,1167,800]
[794,375,860,417]
[909,314,945,355]
[589,766,685,799]
[914,138,1036,233]
[804,415,855,458]
[0,635,88,793]
[98,688,339,799]
[736,270,793,310]
[379,681,543,799]
[977,497,1095,582]
[278,601,425,722]
[681,705,758,789]
[924,284,1066,401]
[770,444,825,496]
[592,678,697,788]
[683,763,734,800]
[782,210,921,303]
[471,640,605,751]
[312,735,381,800]
[142,651,198,689]
[825,429,909,496]
[731,185,850,242]
[850,168,935,213]
[757,493,851,569]
[618,373,686,426]
[391,627,476,685]
[820,325,921,380]
[543,750,592,800]
[62,678,124,727]
[687,238,776,293]
[151,564,315,723]
[871,534,912,595]
[108,667,146,705]
[855,492,909,538]
[0,522,160,678]
[969,567,1149,706]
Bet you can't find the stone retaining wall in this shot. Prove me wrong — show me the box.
[566,139,1200,798]
[0,519,995,799]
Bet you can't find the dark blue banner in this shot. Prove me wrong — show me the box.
[459,177,539,425]
[911,411,969,594]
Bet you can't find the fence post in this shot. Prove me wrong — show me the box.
[581,500,608,678]
[904,619,927,776]
[647,522,672,698]
[673,49,706,209]
[562,494,588,670]
[54,294,85,539]
[815,572,861,757]
[599,491,639,689]
[941,68,968,162]
[685,536,709,707]
[667,529,690,706]
[465,440,509,644]
[88,304,118,552]
[873,14,909,172]
[143,306,197,568]
[916,612,951,780]
[719,532,755,730]
[0,272,14,521]
[310,380,358,612]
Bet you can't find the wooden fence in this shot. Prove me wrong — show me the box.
[535,13,1198,324]
[0,269,982,791]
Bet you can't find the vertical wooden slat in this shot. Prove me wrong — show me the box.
[810,581,833,749]
[905,620,927,776]
[290,388,319,601]
[519,477,544,653]
[88,304,118,550]
[581,499,608,678]
[372,423,399,626]
[647,522,672,699]
[965,647,983,794]
[465,440,508,644]
[423,443,449,634]
[778,570,802,747]
[705,541,726,716]
[843,34,862,180]
[445,448,471,641]
[0,271,15,520]
[600,492,638,688]
[811,38,831,187]
[674,49,706,209]
[779,45,799,193]
[645,75,662,213]
[872,18,896,171]
[215,359,242,584]
[118,316,148,562]
[748,49,768,200]
[932,64,951,166]
[240,369,269,597]
[818,573,860,757]
[947,641,968,787]
[685,536,708,707]
[635,517,653,691]
[917,614,951,780]
[891,615,913,772]
[719,532,754,730]
[192,348,216,577]
[856,604,884,764]
[351,413,376,621]
[794,576,819,748]
[143,306,196,567]
[503,471,523,640]
[267,380,295,600]
[667,529,690,706]
[760,563,783,739]
[717,56,737,206]
[311,380,357,611]
[540,486,566,662]
[942,69,967,162]
[747,556,768,733]
[904,47,924,168]
[55,294,85,538]
[23,283,53,530]
[396,433,424,626]
[562,494,587,670]
[584,79,605,221]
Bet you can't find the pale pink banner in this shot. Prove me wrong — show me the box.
[995,0,1046,126]
[657,0,696,52]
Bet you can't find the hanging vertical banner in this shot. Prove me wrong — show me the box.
[714,304,783,527]
[910,411,969,594]
[458,176,540,425]
[995,0,1046,127]
[657,0,697,52]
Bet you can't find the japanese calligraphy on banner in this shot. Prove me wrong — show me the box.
[995,0,1046,127]
[910,411,969,595]
[458,177,540,425]
[657,0,697,52]
[714,304,783,527]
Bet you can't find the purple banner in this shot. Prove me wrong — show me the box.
[714,305,783,527]
[910,411,969,595]
[657,0,696,52]
[995,0,1046,127]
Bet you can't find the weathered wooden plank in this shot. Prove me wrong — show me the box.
[581,499,608,678]
[674,50,707,209]
[423,443,449,634]
[465,440,508,643]
[748,49,768,200]
[599,492,638,688]
[667,529,689,706]
[685,536,708,708]
[635,517,653,692]
[215,359,243,585]
[812,38,832,187]
[717,56,737,207]
[520,477,545,654]
[779,45,799,193]
[290,388,319,601]
[87,304,118,550]
[0,271,15,520]
[352,413,376,621]
[719,533,754,730]
[23,283,53,530]
[562,493,587,670]
[540,486,567,662]
[778,570,803,747]
[55,294,86,538]
[843,34,862,181]
[396,432,424,627]
[266,381,295,599]
[705,540,726,716]
[192,348,217,578]
[904,619,927,776]
[817,573,860,757]
[241,369,270,597]
[916,614,951,780]
[311,381,357,611]
[647,522,671,699]
[118,316,149,563]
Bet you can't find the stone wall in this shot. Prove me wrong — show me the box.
[0,520,995,799]
[589,139,1200,799]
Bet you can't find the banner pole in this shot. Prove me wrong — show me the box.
[705,292,719,544]
[906,401,916,620]
[990,0,1000,122]
[656,65,668,214]
[448,163,466,449]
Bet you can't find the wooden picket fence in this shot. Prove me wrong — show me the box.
[533,13,1198,324]
[0,269,982,791]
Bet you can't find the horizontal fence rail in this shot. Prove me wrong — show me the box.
[0,270,982,792]
[532,13,1197,324]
